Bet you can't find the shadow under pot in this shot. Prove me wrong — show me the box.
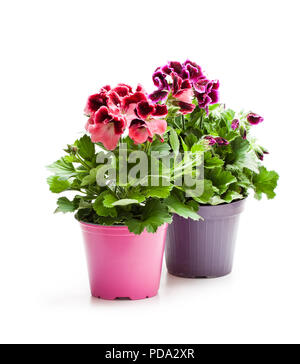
[80,222,168,300]
[166,199,246,278]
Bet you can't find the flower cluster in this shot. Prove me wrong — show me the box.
[150,60,220,114]
[84,84,168,150]
[204,136,229,146]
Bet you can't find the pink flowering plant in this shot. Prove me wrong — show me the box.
[151,60,279,205]
[47,59,279,234]
[47,82,203,234]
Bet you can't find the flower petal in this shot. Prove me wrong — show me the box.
[113,85,131,97]
[149,89,169,102]
[153,71,169,89]
[84,92,108,115]
[194,79,208,93]
[129,120,150,144]
[174,88,194,104]
[122,92,147,111]
[136,84,146,93]
[169,61,184,75]
[136,101,155,119]
[177,101,196,114]
[183,60,203,80]
[146,118,167,137]
[215,137,229,146]
[107,91,121,114]
[161,64,172,75]
[94,106,112,124]
[208,89,219,104]
[152,104,168,117]
[204,136,217,145]
[87,115,125,150]
[231,119,240,130]
[247,113,264,125]
[172,73,183,95]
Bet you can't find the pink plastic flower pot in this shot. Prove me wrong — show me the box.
[80,222,168,300]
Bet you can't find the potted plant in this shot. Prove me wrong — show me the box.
[149,60,279,278]
[47,82,202,299]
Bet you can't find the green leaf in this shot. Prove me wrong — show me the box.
[165,191,201,221]
[229,137,260,173]
[47,158,76,180]
[209,195,226,205]
[112,199,139,207]
[93,193,117,217]
[64,155,77,163]
[127,199,172,234]
[55,197,77,213]
[80,167,98,186]
[166,106,181,126]
[47,176,70,193]
[218,127,238,142]
[150,139,171,153]
[204,152,224,169]
[78,199,92,209]
[207,168,237,194]
[169,128,180,153]
[253,166,279,199]
[222,190,244,203]
[126,189,146,203]
[180,136,188,152]
[102,193,118,208]
[209,103,221,112]
[75,134,95,161]
[185,134,198,148]
[143,185,173,199]
[222,109,235,121]
[191,142,206,153]
[193,179,214,204]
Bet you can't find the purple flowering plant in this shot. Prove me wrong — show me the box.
[152,60,279,205]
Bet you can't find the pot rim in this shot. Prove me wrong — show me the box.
[196,198,247,218]
[79,221,168,236]
[198,197,247,208]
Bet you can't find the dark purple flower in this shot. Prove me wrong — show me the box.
[183,59,204,80]
[152,70,169,90]
[151,60,219,114]
[215,137,229,146]
[204,136,217,145]
[247,113,264,125]
[231,119,240,130]
[194,79,220,112]
[149,89,169,102]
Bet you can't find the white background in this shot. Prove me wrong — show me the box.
[0,0,299,344]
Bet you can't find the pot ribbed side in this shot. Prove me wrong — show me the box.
[166,199,246,278]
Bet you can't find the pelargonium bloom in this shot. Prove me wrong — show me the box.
[84,85,111,115]
[231,119,240,130]
[215,137,229,146]
[170,73,195,114]
[204,136,217,145]
[85,83,169,149]
[247,113,264,125]
[204,136,229,146]
[150,60,219,114]
[195,79,219,112]
[129,101,168,144]
[85,106,126,150]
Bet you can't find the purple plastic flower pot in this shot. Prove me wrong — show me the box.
[166,199,246,278]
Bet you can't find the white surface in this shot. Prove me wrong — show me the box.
[0,0,299,344]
